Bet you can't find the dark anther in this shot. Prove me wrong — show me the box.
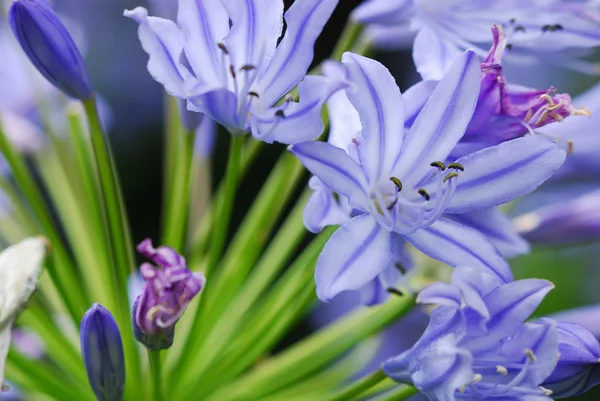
[508,18,516,24]
[567,140,574,155]
[418,188,431,201]
[430,161,446,171]
[506,43,513,50]
[447,162,464,171]
[542,24,563,32]
[443,172,459,183]
[248,91,260,98]
[240,64,256,71]
[229,64,237,79]
[387,287,404,297]
[513,25,525,33]
[395,262,407,275]
[390,177,403,192]
[275,110,285,118]
[217,42,229,55]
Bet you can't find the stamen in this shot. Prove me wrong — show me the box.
[275,110,285,119]
[229,64,237,79]
[567,140,574,155]
[443,172,459,183]
[542,24,563,32]
[418,188,431,201]
[387,287,404,297]
[240,64,256,71]
[447,162,464,171]
[248,91,260,98]
[472,374,483,384]
[514,25,526,33]
[539,386,553,396]
[525,348,537,362]
[506,43,513,50]
[496,365,508,376]
[395,262,407,275]
[430,161,446,170]
[390,177,403,192]
[284,94,294,103]
[217,42,229,55]
[508,18,516,24]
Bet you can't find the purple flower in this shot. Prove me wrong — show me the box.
[125,0,344,144]
[9,0,91,100]
[383,266,559,400]
[80,304,125,401]
[353,0,600,81]
[290,51,566,303]
[133,239,205,350]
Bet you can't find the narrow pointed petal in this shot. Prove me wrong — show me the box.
[315,214,392,302]
[449,208,530,258]
[289,141,369,210]
[178,0,229,86]
[403,80,437,127]
[413,25,464,81]
[394,51,480,183]
[125,7,193,97]
[551,304,600,338]
[304,177,350,234]
[257,0,339,105]
[406,218,513,283]
[189,88,241,131]
[342,52,404,184]
[417,282,463,308]
[447,136,566,214]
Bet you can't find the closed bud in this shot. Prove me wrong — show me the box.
[80,304,125,401]
[9,0,92,100]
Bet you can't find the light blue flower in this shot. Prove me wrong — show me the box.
[290,51,566,303]
[126,0,343,144]
[353,0,600,81]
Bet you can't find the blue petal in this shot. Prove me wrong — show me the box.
[189,88,241,132]
[417,282,463,309]
[178,0,229,87]
[402,80,437,128]
[447,136,567,214]
[413,25,465,81]
[256,0,339,106]
[551,304,600,338]
[303,177,350,234]
[289,141,369,210]
[125,7,193,97]
[406,218,513,283]
[448,208,530,258]
[315,214,393,302]
[342,52,405,185]
[393,51,480,184]
[352,0,413,25]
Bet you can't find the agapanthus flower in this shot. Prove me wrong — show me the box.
[383,265,600,400]
[126,0,343,144]
[353,0,600,81]
[132,239,205,350]
[291,51,566,303]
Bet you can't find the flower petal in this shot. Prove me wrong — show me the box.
[405,218,513,283]
[289,141,369,209]
[413,25,464,81]
[402,79,437,128]
[394,50,480,184]
[446,136,567,214]
[189,88,241,132]
[125,7,194,97]
[417,282,463,309]
[303,177,351,234]
[257,0,339,106]
[315,214,392,302]
[342,52,405,185]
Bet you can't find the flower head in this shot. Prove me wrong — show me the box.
[126,0,343,144]
[133,239,205,350]
[80,304,126,401]
[9,0,91,100]
[290,51,565,303]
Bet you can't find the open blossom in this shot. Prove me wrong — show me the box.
[126,0,343,144]
[291,51,566,303]
[383,266,600,400]
[353,0,600,81]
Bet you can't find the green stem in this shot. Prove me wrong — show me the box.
[204,134,244,278]
[331,19,365,61]
[148,350,163,401]
[324,370,387,401]
[373,386,419,401]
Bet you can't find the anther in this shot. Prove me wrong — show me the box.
[542,24,563,32]
[509,18,516,24]
[447,162,464,171]
[496,365,508,376]
[443,172,459,183]
[525,348,537,362]
[240,64,256,71]
[217,42,229,55]
[506,43,513,50]
[229,64,237,79]
[390,177,403,192]
[248,91,260,98]
[514,25,526,32]
[387,287,404,297]
[539,386,553,396]
[284,94,294,103]
[430,161,446,171]
[472,374,482,384]
[275,110,285,119]
[567,141,574,155]
[418,188,431,201]
[395,262,407,275]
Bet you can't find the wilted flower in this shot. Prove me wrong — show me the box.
[132,239,205,350]
[291,51,565,303]
[8,0,91,100]
[80,304,126,401]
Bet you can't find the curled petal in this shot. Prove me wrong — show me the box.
[303,177,350,234]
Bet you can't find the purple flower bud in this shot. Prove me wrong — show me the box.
[9,0,91,100]
[133,239,205,350]
[80,304,125,401]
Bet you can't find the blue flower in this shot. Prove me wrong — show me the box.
[9,0,91,100]
[125,0,343,144]
[290,51,566,303]
[383,266,559,400]
[353,0,600,81]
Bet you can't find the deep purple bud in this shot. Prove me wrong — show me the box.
[80,304,125,401]
[133,239,205,350]
[177,98,203,133]
[9,0,92,100]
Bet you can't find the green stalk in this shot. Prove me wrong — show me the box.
[331,20,366,62]
[148,350,164,401]
[323,369,387,401]
[372,386,419,401]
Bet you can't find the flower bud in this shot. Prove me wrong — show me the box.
[9,0,92,100]
[80,304,125,401]
[132,239,205,350]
